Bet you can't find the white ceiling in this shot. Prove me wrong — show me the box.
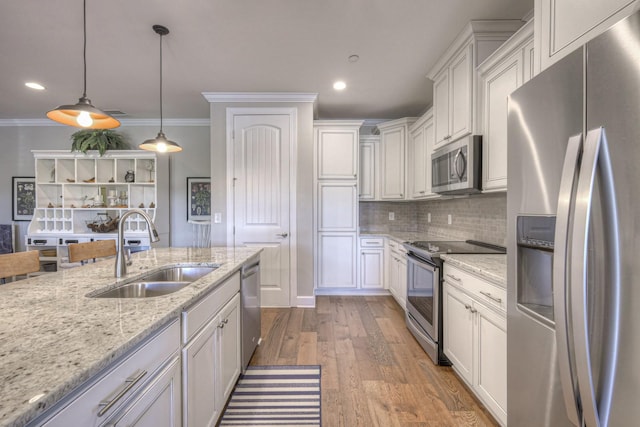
[0,0,533,122]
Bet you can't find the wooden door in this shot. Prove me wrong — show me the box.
[232,114,291,307]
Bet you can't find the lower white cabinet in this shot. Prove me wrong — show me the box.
[359,237,385,290]
[443,264,506,426]
[107,356,182,427]
[317,233,358,289]
[183,292,241,427]
[387,239,407,309]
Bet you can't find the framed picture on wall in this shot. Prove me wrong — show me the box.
[12,177,36,221]
[187,177,211,222]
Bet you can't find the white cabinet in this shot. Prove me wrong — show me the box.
[443,263,506,426]
[359,237,385,290]
[408,109,438,199]
[535,0,639,71]
[183,290,241,427]
[358,136,379,200]
[313,121,363,292]
[387,239,407,309]
[478,20,534,192]
[377,118,416,200]
[427,20,523,149]
[36,320,181,427]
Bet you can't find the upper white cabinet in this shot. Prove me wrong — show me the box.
[408,108,438,199]
[315,126,359,180]
[358,135,379,200]
[377,118,417,200]
[478,20,534,192]
[427,20,524,149]
[535,0,639,71]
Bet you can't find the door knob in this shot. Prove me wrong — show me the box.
[276,232,289,238]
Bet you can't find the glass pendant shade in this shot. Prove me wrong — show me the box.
[47,0,119,129]
[139,131,182,153]
[139,24,182,153]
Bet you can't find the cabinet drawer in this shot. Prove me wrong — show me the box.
[388,239,407,254]
[182,272,240,344]
[360,237,384,248]
[26,237,58,246]
[443,264,505,312]
[39,320,180,426]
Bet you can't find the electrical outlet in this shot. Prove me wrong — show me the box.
[389,212,395,221]
[427,213,431,223]
[214,213,222,223]
[447,214,452,225]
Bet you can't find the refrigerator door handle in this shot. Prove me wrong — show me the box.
[571,127,620,427]
[553,133,583,427]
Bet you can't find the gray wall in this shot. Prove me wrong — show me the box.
[0,122,210,250]
[209,102,315,302]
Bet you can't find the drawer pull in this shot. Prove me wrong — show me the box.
[446,274,461,282]
[98,370,147,416]
[480,291,502,303]
[464,304,471,310]
[470,307,477,314]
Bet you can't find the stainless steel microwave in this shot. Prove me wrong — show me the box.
[431,135,482,195]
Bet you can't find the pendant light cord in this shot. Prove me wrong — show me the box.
[82,0,87,98]
[159,29,164,133]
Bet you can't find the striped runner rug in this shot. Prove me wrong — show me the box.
[219,365,321,426]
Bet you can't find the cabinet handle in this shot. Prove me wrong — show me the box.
[470,307,477,314]
[464,304,471,310]
[276,233,289,238]
[98,370,147,417]
[419,191,426,194]
[480,291,502,303]
[218,321,225,329]
[446,274,461,282]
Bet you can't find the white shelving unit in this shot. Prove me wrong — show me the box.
[26,150,158,272]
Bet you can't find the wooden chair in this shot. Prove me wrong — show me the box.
[0,250,41,284]
[68,240,117,265]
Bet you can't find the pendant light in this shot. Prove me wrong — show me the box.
[139,25,182,153]
[47,0,120,129]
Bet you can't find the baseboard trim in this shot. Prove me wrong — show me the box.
[314,289,392,296]
[296,295,316,308]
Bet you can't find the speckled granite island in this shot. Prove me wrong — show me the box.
[0,246,261,427]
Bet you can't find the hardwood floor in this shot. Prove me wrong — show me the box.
[250,296,499,427]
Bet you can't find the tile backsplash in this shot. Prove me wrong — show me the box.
[359,192,506,246]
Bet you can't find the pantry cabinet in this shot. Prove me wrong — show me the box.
[313,121,363,291]
[443,263,506,426]
[477,20,534,192]
[535,0,639,71]
[427,20,523,149]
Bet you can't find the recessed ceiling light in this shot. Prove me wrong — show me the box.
[348,55,359,63]
[333,81,347,91]
[25,82,45,90]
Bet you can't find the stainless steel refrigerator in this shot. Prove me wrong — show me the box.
[507,10,640,427]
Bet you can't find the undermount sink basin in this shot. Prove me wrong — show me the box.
[90,265,218,298]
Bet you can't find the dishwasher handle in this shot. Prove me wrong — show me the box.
[242,261,260,280]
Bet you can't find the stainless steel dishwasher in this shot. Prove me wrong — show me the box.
[241,256,261,371]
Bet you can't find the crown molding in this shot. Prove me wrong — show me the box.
[0,118,210,127]
[202,92,318,104]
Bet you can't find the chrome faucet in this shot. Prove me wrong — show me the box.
[115,209,160,278]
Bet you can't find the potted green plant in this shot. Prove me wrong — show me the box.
[70,129,129,156]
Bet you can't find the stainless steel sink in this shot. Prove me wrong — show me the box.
[90,265,218,298]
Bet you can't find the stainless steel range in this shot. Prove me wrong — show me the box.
[402,239,506,365]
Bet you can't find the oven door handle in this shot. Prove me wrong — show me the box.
[406,253,437,271]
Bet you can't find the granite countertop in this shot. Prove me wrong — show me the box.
[0,246,261,427]
[440,253,506,288]
[359,231,431,243]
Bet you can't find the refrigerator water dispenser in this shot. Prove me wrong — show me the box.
[516,216,556,326]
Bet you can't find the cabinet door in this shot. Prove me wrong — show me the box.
[523,39,535,83]
[317,182,357,231]
[397,255,407,310]
[475,303,507,425]
[218,294,241,401]
[317,233,357,288]
[316,128,358,179]
[409,125,427,198]
[433,70,450,147]
[359,142,376,200]
[360,248,384,289]
[108,357,181,427]
[443,284,474,384]
[183,319,220,427]
[482,50,522,192]
[449,44,473,142]
[380,127,406,199]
